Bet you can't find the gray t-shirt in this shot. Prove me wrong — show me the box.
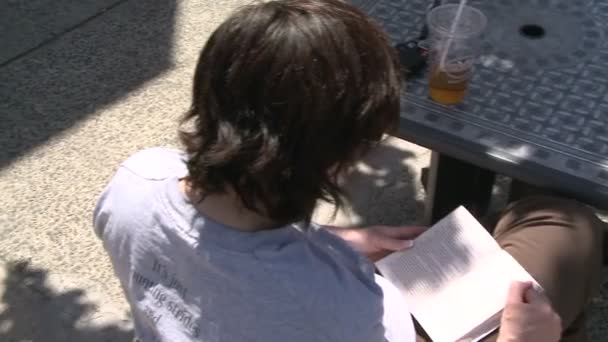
[94,148,415,342]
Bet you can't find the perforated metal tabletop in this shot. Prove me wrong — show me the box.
[351,0,608,208]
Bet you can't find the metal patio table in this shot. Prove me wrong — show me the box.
[351,0,608,222]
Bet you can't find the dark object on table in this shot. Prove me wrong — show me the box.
[395,40,428,78]
[418,0,443,41]
[394,0,439,78]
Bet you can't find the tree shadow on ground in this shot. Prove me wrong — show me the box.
[344,139,427,226]
[0,260,133,342]
[313,137,427,227]
[0,0,176,169]
[320,139,488,290]
[334,140,511,227]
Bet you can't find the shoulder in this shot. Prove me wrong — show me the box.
[93,147,185,238]
[120,147,188,180]
[95,147,186,215]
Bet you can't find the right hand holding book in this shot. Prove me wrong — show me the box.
[376,207,545,342]
[497,281,561,342]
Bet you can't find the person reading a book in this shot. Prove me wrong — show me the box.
[93,1,603,341]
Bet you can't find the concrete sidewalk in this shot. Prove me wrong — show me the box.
[0,1,605,341]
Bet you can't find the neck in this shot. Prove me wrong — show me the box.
[179,179,278,232]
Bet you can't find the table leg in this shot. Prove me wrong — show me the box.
[424,152,496,224]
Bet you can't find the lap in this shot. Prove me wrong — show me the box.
[492,196,603,328]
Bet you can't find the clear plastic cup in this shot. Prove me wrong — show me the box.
[427,4,487,105]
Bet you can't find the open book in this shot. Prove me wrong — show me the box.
[376,206,541,342]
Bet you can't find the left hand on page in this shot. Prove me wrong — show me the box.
[327,225,427,262]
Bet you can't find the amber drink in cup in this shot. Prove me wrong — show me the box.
[427,4,487,105]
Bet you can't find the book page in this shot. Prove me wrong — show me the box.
[376,207,540,342]
[456,251,542,342]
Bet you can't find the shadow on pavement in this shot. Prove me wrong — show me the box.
[0,261,133,342]
[343,139,427,226]
[0,0,176,169]
[327,139,479,289]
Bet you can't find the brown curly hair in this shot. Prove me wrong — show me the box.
[179,0,402,225]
